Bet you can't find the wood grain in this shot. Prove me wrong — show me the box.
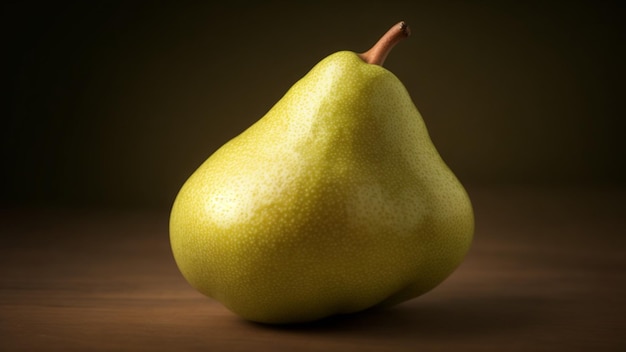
[1,187,625,351]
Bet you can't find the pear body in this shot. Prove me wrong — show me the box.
[170,51,473,324]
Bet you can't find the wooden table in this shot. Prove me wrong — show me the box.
[1,187,625,351]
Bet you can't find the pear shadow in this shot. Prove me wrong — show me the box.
[243,292,549,340]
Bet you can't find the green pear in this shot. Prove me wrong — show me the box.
[170,22,473,324]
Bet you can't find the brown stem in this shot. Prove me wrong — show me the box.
[358,21,410,66]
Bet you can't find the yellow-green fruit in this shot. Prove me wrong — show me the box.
[170,23,473,324]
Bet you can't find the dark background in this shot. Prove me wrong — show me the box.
[3,0,624,209]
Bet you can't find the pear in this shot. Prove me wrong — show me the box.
[170,22,474,324]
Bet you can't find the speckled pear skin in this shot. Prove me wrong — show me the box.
[169,51,474,324]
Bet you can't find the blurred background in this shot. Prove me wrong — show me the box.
[3,0,624,210]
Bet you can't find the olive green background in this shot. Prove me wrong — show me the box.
[4,0,623,209]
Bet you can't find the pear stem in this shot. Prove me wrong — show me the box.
[358,21,410,66]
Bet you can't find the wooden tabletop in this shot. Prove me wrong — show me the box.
[1,186,625,351]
